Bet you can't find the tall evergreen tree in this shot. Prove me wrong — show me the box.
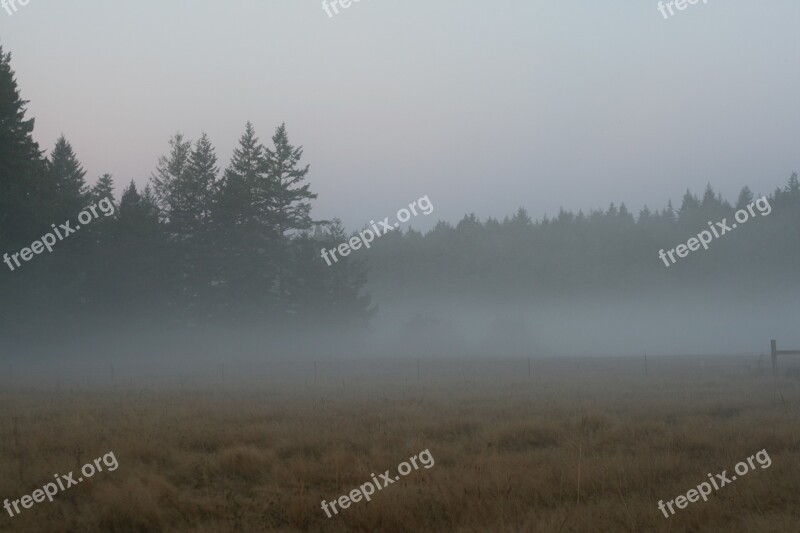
[171,133,218,237]
[117,181,160,235]
[662,199,676,223]
[102,181,171,315]
[262,123,318,310]
[785,172,800,200]
[700,183,717,208]
[215,122,263,229]
[507,207,532,231]
[45,135,89,219]
[212,123,274,317]
[0,46,47,249]
[262,123,317,235]
[154,134,219,318]
[85,173,116,244]
[91,173,116,205]
[678,189,700,220]
[150,133,191,218]
[735,186,754,210]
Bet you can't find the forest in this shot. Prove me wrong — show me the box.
[2,46,798,345]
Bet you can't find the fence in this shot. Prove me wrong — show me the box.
[771,339,800,375]
[0,353,771,391]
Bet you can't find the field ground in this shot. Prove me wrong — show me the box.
[1,355,799,532]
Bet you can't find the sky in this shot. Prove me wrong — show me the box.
[1,0,798,231]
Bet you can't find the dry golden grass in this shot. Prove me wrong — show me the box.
[1,356,800,532]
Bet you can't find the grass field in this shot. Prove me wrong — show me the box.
[1,356,799,532]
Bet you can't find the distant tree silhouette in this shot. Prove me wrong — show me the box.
[0,47,797,346]
[46,135,90,220]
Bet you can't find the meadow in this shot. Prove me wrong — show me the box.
[1,355,799,532]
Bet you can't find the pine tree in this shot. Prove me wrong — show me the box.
[46,135,89,219]
[292,220,374,326]
[0,46,47,249]
[171,133,218,236]
[104,181,170,315]
[91,173,116,205]
[785,172,800,201]
[141,184,161,223]
[701,183,717,208]
[262,123,318,310]
[150,132,220,319]
[212,123,275,318]
[508,207,532,229]
[679,189,699,218]
[215,122,263,229]
[85,173,116,243]
[157,134,219,319]
[618,202,634,222]
[23,140,92,318]
[118,181,159,233]
[662,199,676,223]
[555,207,574,225]
[735,186,754,210]
[262,123,317,235]
[150,133,191,217]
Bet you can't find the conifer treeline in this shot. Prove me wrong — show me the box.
[1,46,797,340]
[365,177,800,301]
[0,47,372,335]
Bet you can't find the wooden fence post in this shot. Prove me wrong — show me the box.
[771,339,777,375]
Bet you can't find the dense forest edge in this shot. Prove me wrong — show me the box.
[1,46,798,357]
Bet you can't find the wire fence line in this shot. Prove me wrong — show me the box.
[0,353,781,391]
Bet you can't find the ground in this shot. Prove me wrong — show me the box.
[1,355,799,532]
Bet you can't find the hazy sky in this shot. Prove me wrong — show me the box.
[1,1,798,230]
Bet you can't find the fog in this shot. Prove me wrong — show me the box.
[4,3,800,531]
[4,277,798,389]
